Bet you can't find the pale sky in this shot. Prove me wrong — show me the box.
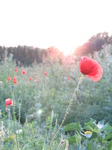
[0,0,112,55]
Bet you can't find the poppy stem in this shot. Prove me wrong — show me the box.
[19,103,21,125]
[8,106,10,137]
[49,74,84,149]
[12,90,19,150]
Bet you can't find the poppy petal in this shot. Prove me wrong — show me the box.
[79,56,103,82]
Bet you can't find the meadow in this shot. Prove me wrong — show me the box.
[0,46,112,150]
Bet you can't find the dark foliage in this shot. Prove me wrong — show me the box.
[74,32,112,57]
[0,32,112,66]
[0,45,48,66]
[0,45,62,66]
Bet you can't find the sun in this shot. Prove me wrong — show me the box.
[55,42,81,56]
[58,46,74,56]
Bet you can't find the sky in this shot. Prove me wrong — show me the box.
[0,0,112,55]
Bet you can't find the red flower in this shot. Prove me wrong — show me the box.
[8,76,11,81]
[29,77,33,81]
[22,70,26,75]
[13,77,17,84]
[44,72,47,76]
[5,98,13,107]
[67,77,70,81]
[79,56,103,82]
[15,68,18,72]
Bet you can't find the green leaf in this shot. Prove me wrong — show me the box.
[83,125,93,132]
[97,133,105,143]
[63,122,82,132]
[67,135,77,144]
[105,132,112,141]
[100,123,112,132]
[91,132,98,139]
[107,140,112,150]
[93,127,99,133]
[46,116,52,129]
[84,120,97,129]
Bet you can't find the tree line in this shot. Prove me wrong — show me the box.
[74,32,112,57]
[0,32,112,66]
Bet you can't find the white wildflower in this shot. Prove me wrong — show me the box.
[16,129,22,134]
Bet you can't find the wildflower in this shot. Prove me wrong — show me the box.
[8,76,11,81]
[15,68,18,72]
[79,56,103,82]
[29,77,33,81]
[35,79,38,83]
[96,122,104,129]
[22,70,26,75]
[67,77,70,81]
[37,109,42,114]
[16,129,22,134]
[5,98,13,107]
[44,72,47,76]
[85,131,92,138]
[13,77,17,84]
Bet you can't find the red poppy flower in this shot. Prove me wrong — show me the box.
[67,77,70,81]
[15,68,18,72]
[13,77,17,84]
[22,70,26,75]
[8,76,11,81]
[5,98,13,107]
[44,72,47,76]
[29,77,33,81]
[79,56,103,82]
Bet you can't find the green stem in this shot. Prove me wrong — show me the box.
[49,75,84,149]
[12,90,19,150]
[19,103,21,125]
[8,106,10,137]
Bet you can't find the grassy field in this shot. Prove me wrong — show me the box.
[0,46,112,149]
